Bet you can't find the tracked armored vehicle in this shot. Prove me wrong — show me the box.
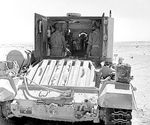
[0,12,136,125]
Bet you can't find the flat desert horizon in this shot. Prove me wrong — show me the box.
[0,41,150,125]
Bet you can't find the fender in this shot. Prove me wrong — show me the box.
[98,80,136,110]
[0,76,17,102]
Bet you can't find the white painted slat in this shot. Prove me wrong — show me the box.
[89,63,95,87]
[77,61,89,87]
[67,60,76,86]
[26,63,41,84]
[85,62,91,87]
[40,60,57,85]
[70,60,81,86]
[58,60,72,86]
[32,60,49,85]
[76,61,83,86]
[83,61,90,87]
[64,60,74,86]
[49,60,65,86]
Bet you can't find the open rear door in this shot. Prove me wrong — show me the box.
[106,17,114,61]
[101,16,114,62]
[34,13,48,59]
[101,16,108,60]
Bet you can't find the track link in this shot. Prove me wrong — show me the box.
[100,107,132,125]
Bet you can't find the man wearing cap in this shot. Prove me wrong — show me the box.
[50,23,66,56]
[86,21,102,57]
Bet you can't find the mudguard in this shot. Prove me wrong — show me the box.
[0,76,17,102]
[98,80,136,110]
[0,61,18,102]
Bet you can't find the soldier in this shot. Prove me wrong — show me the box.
[100,61,115,79]
[86,21,101,57]
[50,23,66,56]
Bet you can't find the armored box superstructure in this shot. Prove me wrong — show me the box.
[33,13,114,63]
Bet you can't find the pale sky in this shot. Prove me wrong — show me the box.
[0,0,150,44]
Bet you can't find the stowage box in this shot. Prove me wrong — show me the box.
[115,63,131,83]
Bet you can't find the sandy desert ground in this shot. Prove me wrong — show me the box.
[0,41,150,125]
[113,41,150,125]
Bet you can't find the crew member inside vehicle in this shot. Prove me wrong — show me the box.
[86,21,101,57]
[50,23,66,56]
[100,61,115,79]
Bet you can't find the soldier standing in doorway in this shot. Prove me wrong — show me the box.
[86,21,101,57]
[50,23,66,56]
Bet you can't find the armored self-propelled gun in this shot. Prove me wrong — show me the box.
[0,12,136,125]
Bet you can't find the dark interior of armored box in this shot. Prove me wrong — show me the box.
[47,17,103,58]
